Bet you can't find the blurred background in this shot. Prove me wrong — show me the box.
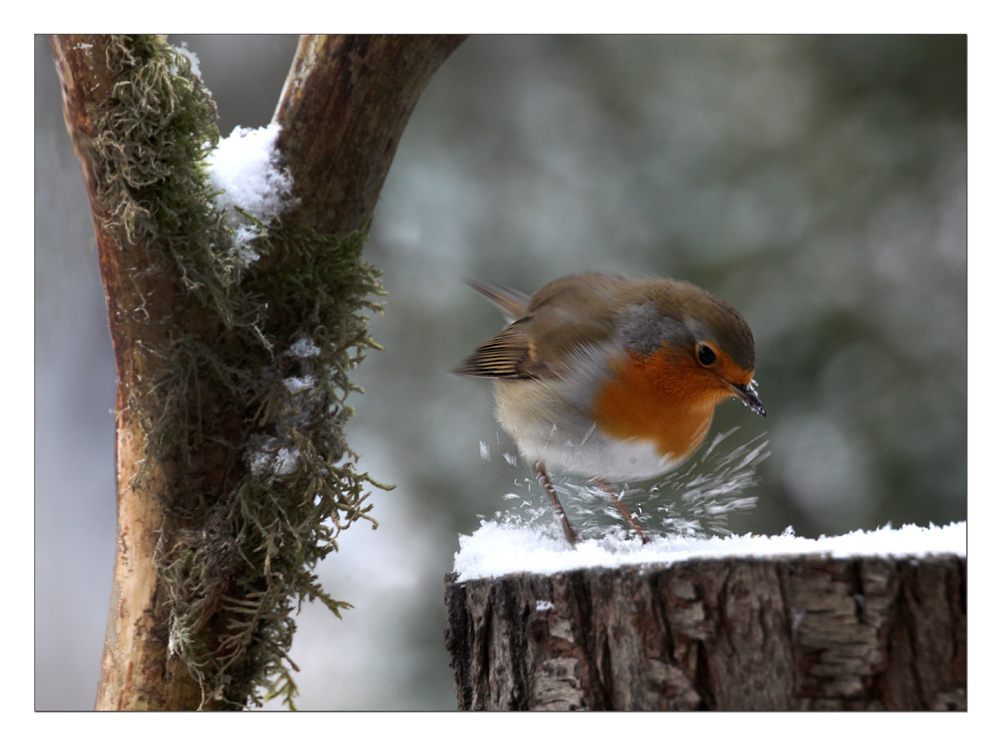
[35,35,966,710]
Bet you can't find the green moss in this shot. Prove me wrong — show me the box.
[90,35,390,709]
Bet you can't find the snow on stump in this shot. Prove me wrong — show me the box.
[444,523,966,711]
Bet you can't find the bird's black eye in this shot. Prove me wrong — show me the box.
[697,343,717,366]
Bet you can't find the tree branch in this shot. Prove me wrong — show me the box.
[274,34,467,233]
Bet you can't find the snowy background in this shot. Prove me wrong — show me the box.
[35,35,966,710]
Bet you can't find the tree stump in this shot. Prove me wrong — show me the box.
[445,555,966,711]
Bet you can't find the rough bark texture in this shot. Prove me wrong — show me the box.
[53,33,465,710]
[445,555,966,711]
[53,34,208,711]
[273,34,466,233]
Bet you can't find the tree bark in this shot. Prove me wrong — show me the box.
[53,34,208,711]
[53,33,465,711]
[273,34,466,233]
[445,555,966,711]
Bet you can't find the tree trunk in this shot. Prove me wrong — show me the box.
[445,555,966,711]
[53,33,464,711]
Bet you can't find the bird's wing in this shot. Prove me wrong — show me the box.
[465,279,531,324]
[455,319,553,379]
[458,275,626,380]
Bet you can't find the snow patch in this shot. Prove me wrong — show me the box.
[453,521,966,582]
[206,122,297,266]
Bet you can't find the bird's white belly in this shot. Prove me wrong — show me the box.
[494,376,682,482]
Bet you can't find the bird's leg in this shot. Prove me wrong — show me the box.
[596,478,651,544]
[536,463,578,545]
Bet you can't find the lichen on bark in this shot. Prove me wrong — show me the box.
[79,34,390,708]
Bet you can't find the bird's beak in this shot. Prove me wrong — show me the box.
[728,380,766,417]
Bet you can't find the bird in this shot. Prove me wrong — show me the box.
[456,272,765,545]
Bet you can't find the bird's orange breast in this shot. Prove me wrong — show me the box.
[591,348,729,462]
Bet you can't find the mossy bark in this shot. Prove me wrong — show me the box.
[52,33,465,711]
[54,33,222,711]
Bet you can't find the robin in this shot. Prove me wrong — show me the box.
[456,272,765,545]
